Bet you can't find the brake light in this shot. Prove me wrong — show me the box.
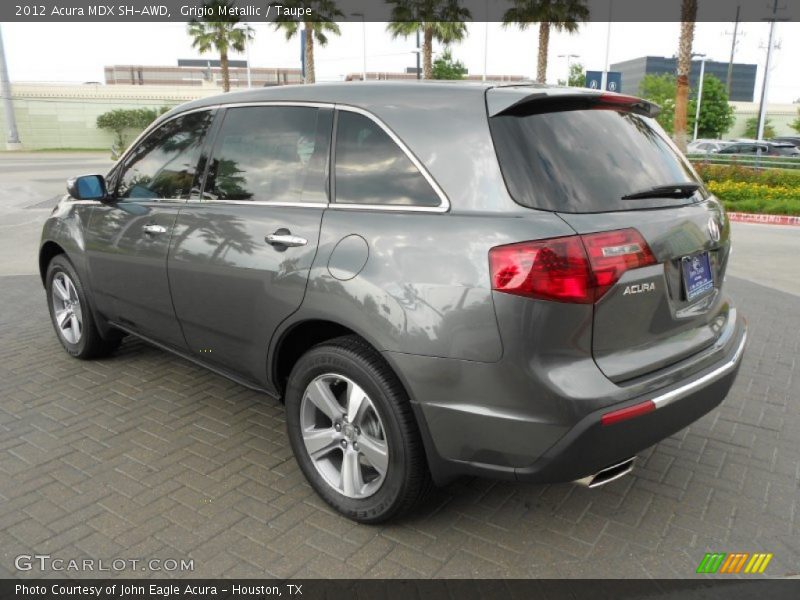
[489,228,656,304]
[596,93,659,117]
[601,400,655,426]
[597,93,641,105]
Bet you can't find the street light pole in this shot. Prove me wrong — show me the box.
[0,25,21,150]
[558,53,579,86]
[692,54,706,141]
[353,13,367,80]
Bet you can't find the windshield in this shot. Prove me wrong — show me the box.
[489,107,705,213]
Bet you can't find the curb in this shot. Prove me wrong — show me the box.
[727,212,800,227]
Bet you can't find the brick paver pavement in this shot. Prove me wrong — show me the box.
[1,274,798,579]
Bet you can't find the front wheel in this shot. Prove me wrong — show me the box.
[46,255,121,359]
[285,336,431,523]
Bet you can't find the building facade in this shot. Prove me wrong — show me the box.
[610,56,757,102]
[105,61,303,88]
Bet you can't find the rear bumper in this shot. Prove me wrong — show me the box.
[515,324,746,483]
[387,315,747,486]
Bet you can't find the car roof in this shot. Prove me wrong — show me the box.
[161,80,615,121]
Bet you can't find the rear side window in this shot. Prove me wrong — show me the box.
[489,107,702,213]
[204,106,331,204]
[334,111,440,207]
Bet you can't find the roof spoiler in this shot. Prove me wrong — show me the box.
[487,89,661,119]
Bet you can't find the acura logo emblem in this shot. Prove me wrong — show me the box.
[708,217,720,242]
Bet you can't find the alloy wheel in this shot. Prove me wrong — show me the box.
[51,272,83,345]
[300,373,389,499]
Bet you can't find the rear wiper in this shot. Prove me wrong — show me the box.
[621,182,700,200]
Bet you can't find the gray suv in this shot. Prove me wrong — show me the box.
[40,83,747,522]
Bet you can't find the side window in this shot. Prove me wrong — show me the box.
[117,111,212,200]
[334,111,441,207]
[204,106,331,204]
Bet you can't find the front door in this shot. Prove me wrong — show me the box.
[168,105,332,385]
[85,110,214,348]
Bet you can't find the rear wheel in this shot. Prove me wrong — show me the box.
[46,255,121,359]
[285,336,431,523]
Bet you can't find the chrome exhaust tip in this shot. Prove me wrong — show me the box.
[574,457,635,488]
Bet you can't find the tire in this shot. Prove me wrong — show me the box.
[285,335,431,523]
[45,255,122,359]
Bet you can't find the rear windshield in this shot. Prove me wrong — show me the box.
[489,107,704,213]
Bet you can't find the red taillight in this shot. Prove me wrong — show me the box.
[489,236,593,303]
[581,229,656,300]
[601,400,655,426]
[489,228,656,304]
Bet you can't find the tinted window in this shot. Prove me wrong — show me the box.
[205,106,331,204]
[117,111,212,200]
[489,108,702,213]
[775,146,800,156]
[334,111,440,207]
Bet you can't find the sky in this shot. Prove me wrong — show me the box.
[2,20,799,103]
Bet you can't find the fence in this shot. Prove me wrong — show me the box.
[688,153,800,171]
[0,83,220,150]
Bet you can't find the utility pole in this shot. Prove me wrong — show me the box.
[600,0,614,91]
[756,0,780,141]
[725,4,741,96]
[482,0,489,82]
[0,25,22,150]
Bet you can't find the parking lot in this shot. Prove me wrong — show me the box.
[1,153,799,578]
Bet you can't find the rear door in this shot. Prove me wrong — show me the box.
[488,91,732,382]
[168,104,332,385]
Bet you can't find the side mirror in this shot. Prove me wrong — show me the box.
[67,175,108,201]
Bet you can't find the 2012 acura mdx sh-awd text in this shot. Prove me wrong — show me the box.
[40,82,747,522]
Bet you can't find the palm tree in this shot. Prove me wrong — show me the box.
[186,0,254,93]
[503,0,589,84]
[386,1,471,80]
[673,0,698,152]
[272,0,343,84]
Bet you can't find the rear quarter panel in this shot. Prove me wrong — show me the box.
[290,209,575,362]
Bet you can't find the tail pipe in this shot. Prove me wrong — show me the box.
[574,457,635,488]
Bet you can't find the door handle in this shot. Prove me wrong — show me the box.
[143,224,167,235]
[265,231,308,248]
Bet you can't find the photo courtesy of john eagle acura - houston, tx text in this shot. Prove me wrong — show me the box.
[40,81,747,523]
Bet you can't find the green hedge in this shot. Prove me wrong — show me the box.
[694,163,800,186]
[692,163,800,215]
